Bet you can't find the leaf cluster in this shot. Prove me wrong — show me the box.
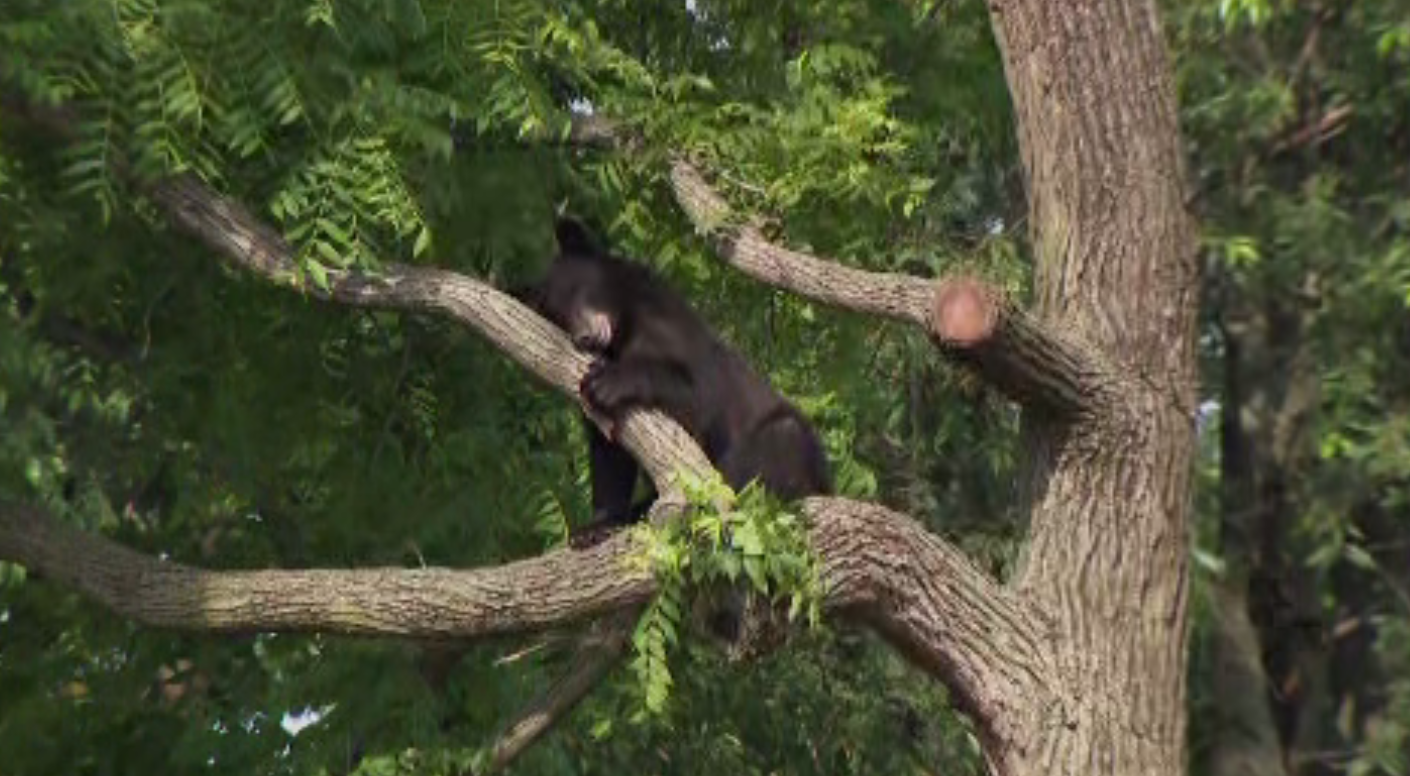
[626,472,824,716]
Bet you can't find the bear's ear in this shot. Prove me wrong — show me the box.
[506,280,543,310]
[554,216,601,257]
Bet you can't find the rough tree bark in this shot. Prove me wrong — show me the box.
[0,0,1200,774]
[983,0,1201,772]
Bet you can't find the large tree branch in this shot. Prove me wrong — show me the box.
[667,162,1113,416]
[809,497,1057,752]
[0,500,654,636]
[146,174,712,493]
[0,494,1049,750]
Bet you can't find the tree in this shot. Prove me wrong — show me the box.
[0,0,1199,774]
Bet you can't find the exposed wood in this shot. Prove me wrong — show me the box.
[668,162,1111,416]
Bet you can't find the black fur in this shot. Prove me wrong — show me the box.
[516,217,832,546]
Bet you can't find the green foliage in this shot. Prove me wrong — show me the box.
[1363,617,1410,776]
[1175,0,1410,770]
[269,134,431,288]
[627,473,824,716]
[2,0,1018,772]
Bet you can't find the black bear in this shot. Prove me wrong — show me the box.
[515,217,832,546]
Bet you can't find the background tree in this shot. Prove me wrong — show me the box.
[1173,1,1410,774]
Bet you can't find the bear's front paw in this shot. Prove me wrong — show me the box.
[580,359,638,418]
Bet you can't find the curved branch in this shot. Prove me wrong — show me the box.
[810,497,1057,753]
[669,162,936,323]
[147,174,712,492]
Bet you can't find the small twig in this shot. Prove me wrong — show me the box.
[480,611,637,775]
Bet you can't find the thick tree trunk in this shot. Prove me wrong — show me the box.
[986,0,1201,773]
